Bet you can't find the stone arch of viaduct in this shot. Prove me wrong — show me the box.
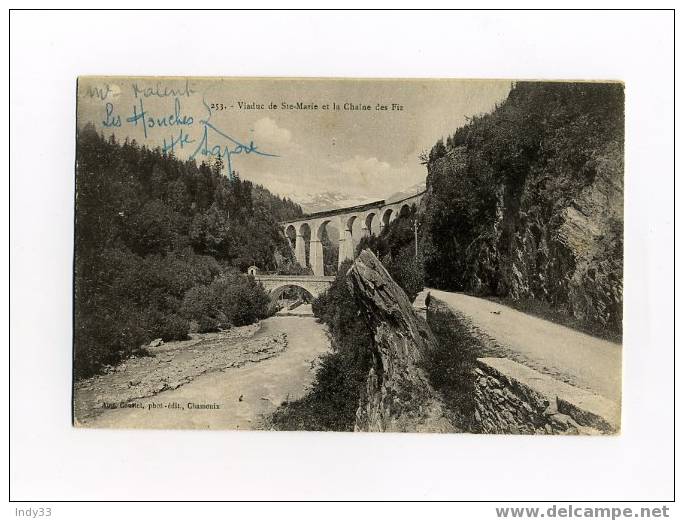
[280,191,425,277]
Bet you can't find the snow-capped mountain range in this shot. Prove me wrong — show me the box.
[295,182,426,214]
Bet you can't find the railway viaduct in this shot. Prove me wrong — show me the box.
[279,191,425,277]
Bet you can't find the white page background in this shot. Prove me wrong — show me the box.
[7,7,676,513]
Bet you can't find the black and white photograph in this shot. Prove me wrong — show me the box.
[73,77,623,434]
[9,8,675,510]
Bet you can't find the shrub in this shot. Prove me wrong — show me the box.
[180,285,223,332]
[124,199,186,256]
[276,259,313,276]
[73,307,151,379]
[269,350,368,431]
[421,302,487,432]
[145,311,190,342]
[383,246,425,302]
[180,273,270,332]
[73,247,222,378]
[141,248,221,306]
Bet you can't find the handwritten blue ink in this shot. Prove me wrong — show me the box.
[202,96,213,122]
[102,102,122,127]
[86,84,112,101]
[126,98,194,139]
[189,120,279,180]
[126,99,149,137]
[162,128,195,154]
[132,79,196,99]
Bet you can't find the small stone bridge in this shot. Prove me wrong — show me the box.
[252,274,334,301]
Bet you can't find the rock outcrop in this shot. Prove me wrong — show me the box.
[346,250,454,433]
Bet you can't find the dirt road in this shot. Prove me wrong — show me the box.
[426,289,622,402]
[83,316,330,430]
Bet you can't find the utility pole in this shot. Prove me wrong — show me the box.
[414,218,419,259]
[414,185,420,259]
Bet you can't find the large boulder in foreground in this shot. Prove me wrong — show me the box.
[346,249,454,433]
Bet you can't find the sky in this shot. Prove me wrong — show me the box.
[77,77,512,209]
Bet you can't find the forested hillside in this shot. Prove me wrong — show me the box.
[74,125,303,378]
[420,81,624,336]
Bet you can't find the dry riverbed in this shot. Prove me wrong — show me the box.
[73,316,330,429]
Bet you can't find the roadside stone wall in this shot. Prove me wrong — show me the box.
[475,358,619,435]
[418,291,620,435]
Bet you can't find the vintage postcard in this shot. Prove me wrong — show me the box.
[73,77,623,434]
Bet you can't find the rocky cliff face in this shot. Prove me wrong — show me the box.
[346,250,455,432]
[420,82,624,336]
[556,144,623,333]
